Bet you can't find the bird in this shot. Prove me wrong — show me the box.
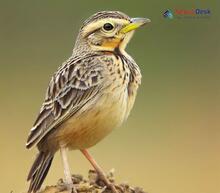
[26,11,150,193]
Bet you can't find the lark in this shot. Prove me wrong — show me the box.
[26,11,150,193]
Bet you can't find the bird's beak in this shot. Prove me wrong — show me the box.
[120,17,151,34]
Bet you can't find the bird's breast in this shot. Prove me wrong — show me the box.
[48,53,141,150]
[54,87,129,149]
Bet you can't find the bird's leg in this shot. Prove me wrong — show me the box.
[81,149,118,193]
[60,146,77,193]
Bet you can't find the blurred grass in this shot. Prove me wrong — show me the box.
[0,1,220,193]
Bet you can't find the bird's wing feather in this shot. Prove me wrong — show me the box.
[26,54,105,148]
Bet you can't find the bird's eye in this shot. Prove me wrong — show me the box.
[103,23,114,31]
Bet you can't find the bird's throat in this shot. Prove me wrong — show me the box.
[101,38,122,50]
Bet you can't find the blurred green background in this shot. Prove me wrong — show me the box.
[0,0,219,193]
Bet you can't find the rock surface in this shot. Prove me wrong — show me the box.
[38,170,146,193]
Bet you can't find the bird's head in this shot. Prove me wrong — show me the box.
[73,11,150,54]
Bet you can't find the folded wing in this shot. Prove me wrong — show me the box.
[26,54,105,149]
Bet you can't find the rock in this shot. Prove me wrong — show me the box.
[38,170,147,193]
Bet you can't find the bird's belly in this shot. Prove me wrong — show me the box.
[54,89,129,149]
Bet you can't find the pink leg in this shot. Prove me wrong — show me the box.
[81,149,118,193]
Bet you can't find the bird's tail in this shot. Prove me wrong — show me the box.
[27,151,54,193]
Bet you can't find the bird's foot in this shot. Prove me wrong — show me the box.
[65,182,77,193]
[97,173,119,193]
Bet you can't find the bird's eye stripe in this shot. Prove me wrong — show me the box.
[84,28,101,37]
